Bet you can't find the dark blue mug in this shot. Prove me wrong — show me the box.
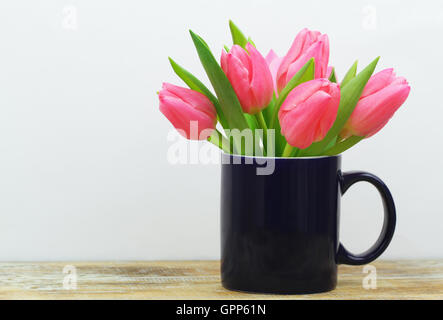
[220,153,396,294]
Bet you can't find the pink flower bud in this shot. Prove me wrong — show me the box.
[279,79,340,149]
[340,69,411,139]
[159,83,217,140]
[276,28,330,93]
[265,49,283,95]
[221,43,274,114]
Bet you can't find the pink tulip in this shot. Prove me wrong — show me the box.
[340,69,410,139]
[159,83,217,140]
[279,79,340,149]
[265,50,283,94]
[221,43,274,114]
[276,28,329,93]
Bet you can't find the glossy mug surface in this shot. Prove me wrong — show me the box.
[220,154,396,294]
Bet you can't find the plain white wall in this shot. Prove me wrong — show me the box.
[0,0,442,260]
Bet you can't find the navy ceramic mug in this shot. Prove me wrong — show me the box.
[220,153,396,294]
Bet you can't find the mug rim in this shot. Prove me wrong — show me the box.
[222,152,341,160]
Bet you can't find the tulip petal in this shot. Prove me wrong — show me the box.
[265,50,279,65]
[266,50,283,93]
[281,91,333,149]
[318,83,340,138]
[230,45,252,76]
[349,83,410,137]
[159,93,215,140]
[277,29,321,87]
[162,83,216,119]
[271,59,315,155]
[317,34,330,78]
[276,28,326,92]
[247,43,274,109]
[285,39,329,85]
[285,55,312,87]
[360,68,396,98]
[168,57,228,129]
[221,49,229,74]
[225,53,254,113]
[222,44,274,115]
[279,79,326,113]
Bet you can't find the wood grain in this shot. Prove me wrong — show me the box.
[0,260,442,299]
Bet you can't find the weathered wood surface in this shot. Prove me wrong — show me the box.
[0,260,442,299]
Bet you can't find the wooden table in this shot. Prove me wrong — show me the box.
[0,260,442,299]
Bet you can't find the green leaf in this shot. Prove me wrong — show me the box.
[301,57,380,156]
[325,135,338,150]
[328,67,337,83]
[229,20,248,48]
[262,96,275,127]
[341,60,358,88]
[324,136,364,155]
[244,113,257,131]
[208,130,231,154]
[168,57,229,130]
[189,30,250,153]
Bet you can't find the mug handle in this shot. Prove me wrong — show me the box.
[337,171,396,265]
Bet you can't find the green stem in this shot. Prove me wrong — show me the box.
[254,111,268,151]
[293,148,301,157]
[282,143,294,157]
[323,135,364,156]
[208,129,231,154]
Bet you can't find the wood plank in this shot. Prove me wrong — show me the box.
[0,260,442,299]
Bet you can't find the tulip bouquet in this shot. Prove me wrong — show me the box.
[159,21,410,157]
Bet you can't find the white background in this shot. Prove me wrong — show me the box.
[0,0,442,261]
